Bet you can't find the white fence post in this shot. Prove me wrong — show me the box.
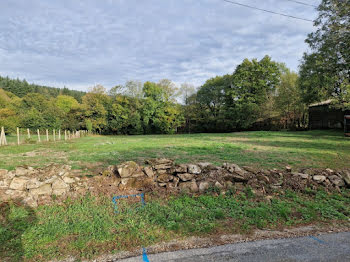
[37,129,41,143]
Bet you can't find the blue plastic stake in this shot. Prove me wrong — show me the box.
[142,247,150,262]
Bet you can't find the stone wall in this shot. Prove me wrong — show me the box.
[110,159,350,195]
[1,159,349,207]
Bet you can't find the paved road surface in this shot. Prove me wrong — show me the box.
[117,232,350,262]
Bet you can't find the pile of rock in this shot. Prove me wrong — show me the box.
[0,165,85,207]
[1,159,349,208]
[106,159,350,194]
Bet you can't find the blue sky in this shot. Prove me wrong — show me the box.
[0,0,319,91]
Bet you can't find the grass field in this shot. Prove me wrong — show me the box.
[1,189,349,261]
[1,130,350,170]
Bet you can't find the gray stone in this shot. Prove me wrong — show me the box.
[29,184,52,196]
[188,164,201,174]
[179,181,198,193]
[26,178,43,189]
[5,189,27,199]
[177,173,195,182]
[52,178,69,190]
[313,175,326,183]
[292,172,309,179]
[157,174,173,183]
[342,170,350,186]
[63,177,75,184]
[328,175,345,187]
[175,164,188,173]
[154,164,172,170]
[215,181,224,189]
[52,188,68,196]
[224,163,245,174]
[199,181,210,192]
[0,178,11,189]
[143,166,154,178]
[22,196,38,208]
[197,162,214,170]
[15,167,29,176]
[117,161,141,178]
[9,177,29,190]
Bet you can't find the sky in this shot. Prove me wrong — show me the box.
[0,0,320,91]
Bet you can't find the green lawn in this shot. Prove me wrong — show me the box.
[1,189,349,261]
[1,130,350,170]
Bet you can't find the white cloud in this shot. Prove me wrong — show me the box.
[0,0,320,90]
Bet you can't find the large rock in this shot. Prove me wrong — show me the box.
[199,181,210,192]
[9,177,29,190]
[187,164,201,174]
[168,177,180,188]
[177,173,195,182]
[5,189,27,199]
[175,164,188,173]
[328,175,345,187]
[0,177,12,189]
[26,178,43,189]
[224,173,248,183]
[63,177,76,184]
[117,161,143,178]
[179,180,199,193]
[292,172,309,179]
[52,178,69,190]
[143,167,154,178]
[313,175,326,183]
[15,166,34,176]
[157,174,173,183]
[342,170,350,186]
[29,184,52,196]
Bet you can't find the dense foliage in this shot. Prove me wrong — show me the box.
[0,56,308,134]
[299,0,350,109]
[0,76,86,102]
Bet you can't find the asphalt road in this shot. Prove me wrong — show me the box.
[117,232,350,262]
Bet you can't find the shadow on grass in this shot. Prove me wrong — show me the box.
[0,201,37,261]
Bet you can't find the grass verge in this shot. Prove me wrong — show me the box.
[0,188,349,261]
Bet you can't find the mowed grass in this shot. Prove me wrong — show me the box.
[1,189,349,261]
[1,130,350,170]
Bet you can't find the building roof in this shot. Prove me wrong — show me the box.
[309,99,334,108]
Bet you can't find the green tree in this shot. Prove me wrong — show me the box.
[274,70,307,129]
[225,56,281,129]
[299,0,350,106]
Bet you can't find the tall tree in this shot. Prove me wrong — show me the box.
[299,0,350,106]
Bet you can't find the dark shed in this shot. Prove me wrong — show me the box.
[309,100,350,129]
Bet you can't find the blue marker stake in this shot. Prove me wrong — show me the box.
[142,247,150,262]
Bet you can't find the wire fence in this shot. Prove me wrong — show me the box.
[0,127,91,146]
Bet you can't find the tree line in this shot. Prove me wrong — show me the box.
[0,0,347,135]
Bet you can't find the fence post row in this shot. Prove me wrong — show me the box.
[0,128,87,146]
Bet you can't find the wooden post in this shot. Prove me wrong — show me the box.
[17,127,20,145]
[27,128,31,139]
[37,129,41,142]
[53,129,56,142]
[58,129,61,140]
[46,129,49,142]
[0,126,6,146]
[64,130,67,141]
